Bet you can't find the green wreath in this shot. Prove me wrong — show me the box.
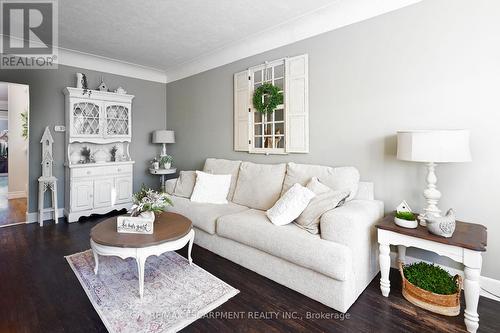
[253,83,283,114]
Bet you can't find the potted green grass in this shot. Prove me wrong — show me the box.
[394,211,418,228]
[400,262,462,316]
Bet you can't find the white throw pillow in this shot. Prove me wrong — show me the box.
[190,171,231,204]
[295,177,349,234]
[266,183,316,226]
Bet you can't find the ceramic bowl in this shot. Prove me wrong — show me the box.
[394,216,418,229]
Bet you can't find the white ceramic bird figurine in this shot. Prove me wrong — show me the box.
[425,209,456,238]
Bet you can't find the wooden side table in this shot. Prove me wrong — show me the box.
[376,213,487,333]
[149,168,176,192]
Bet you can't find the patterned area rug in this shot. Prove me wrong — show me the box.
[66,250,239,333]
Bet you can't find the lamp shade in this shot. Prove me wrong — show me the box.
[397,129,471,163]
[152,130,175,144]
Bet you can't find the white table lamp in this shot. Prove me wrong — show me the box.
[152,130,175,156]
[397,129,471,225]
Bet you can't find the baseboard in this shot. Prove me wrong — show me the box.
[8,191,26,199]
[390,252,500,302]
[26,208,64,224]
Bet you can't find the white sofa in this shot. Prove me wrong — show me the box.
[164,158,383,312]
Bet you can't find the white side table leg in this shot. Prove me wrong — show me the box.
[188,230,194,265]
[379,243,391,297]
[38,183,44,227]
[464,266,481,333]
[397,245,406,265]
[136,255,147,299]
[52,181,59,224]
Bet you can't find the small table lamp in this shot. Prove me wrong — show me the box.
[397,129,471,225]
[152,130,175,156]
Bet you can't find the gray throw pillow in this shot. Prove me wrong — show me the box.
[295,177,349,234]
[173,170,197,198]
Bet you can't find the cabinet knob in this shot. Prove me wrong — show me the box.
[89,194,93,198]
[117,168,122,172]
[86,171,91,175]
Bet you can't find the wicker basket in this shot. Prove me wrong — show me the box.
[399,262,462,316]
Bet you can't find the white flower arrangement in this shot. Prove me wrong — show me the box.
[130,185,173,217]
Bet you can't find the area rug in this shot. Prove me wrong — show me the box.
[66,250,239,333]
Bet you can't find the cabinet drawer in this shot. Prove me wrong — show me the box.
[72,164,133,178]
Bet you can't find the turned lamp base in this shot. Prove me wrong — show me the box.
[419,162,442,226]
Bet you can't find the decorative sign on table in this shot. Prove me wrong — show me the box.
[117,216,154,234]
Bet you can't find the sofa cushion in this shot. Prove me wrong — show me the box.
[167,195,248,234]
[164,178,177,195]
[232,162,287,210]
[295,177,349,234]
[173,170,197,198]
[281,162,360,200]
[203,158,242,200]
[217,209,351,281]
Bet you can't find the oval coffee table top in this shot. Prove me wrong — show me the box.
[90,212,192,248]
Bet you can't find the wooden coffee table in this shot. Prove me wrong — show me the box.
[90,212,194,299]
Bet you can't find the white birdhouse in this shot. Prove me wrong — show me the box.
[40,126,54,178]
[97,76,108,91]
[396,200,412,213]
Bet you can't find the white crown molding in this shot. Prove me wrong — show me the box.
[58,48,168,83]
[165,0,422,83]
[0,34,168,83]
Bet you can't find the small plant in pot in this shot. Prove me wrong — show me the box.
[400,262,461,316]
[394,211,418,228]
[150,157,159,170]
[110,145,118,162]
[159,154,173,169]
[130,185,172,222]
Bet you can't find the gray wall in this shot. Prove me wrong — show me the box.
[0,65,166,212]
[166,0,500,279]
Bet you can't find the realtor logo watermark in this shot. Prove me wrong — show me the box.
[0,0,58,69]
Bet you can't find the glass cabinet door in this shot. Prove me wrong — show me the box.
[72,101,101,136]
[105,103,130,137]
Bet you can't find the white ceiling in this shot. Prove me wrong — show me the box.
[59,0,335,70]
[56,0,421,82]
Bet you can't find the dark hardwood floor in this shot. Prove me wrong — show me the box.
[1,214,499,333]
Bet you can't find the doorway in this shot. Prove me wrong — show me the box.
[0,82,29,227]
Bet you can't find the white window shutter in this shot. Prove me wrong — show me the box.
[234,70,250,151]
[285,54,309,153]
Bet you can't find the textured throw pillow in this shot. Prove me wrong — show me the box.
[190,171,232,204]
[295,177,349,234]
[173,170,197,198]
[266,183,315,226]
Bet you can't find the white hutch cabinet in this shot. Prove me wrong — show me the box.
[63,87,134,222]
